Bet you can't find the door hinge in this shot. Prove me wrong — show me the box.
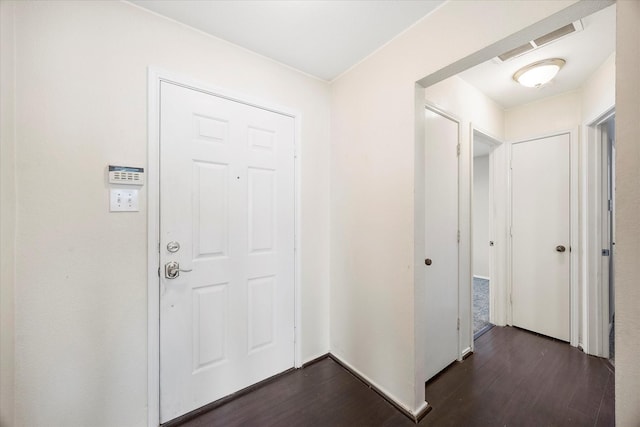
[457,230,460,243]
[457,318,460,331]
[456,144,461,156]
[608,199,613,212]
[157,267,161,277]
[602,249,610,256]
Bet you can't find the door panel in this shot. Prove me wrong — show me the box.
[424,108,459,381]
[159,82,295,423]
[511,133,570,341]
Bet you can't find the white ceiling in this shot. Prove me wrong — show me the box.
[129,1,614,106]
[129,0,444,81]
[457,4,616,109]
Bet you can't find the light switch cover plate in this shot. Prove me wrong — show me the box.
[110,188,139,212]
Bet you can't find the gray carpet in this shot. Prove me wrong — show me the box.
[473,277,490,334]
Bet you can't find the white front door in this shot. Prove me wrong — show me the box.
[159,82,295,423]
[511,133,570,341]
[424,107,459,381]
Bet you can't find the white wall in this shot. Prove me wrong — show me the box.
[615,1,640,424]
[582,53,615,125]
[330,0,579,414]
[1,1,330,426]
[473,155,490,279]
[1,2,16,426]
[505,90,582,141]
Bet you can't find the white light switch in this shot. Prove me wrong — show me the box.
[110,188,139,212]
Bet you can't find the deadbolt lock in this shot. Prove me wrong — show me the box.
[167,241,180,253]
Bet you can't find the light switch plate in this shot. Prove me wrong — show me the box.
[110,188,139,212]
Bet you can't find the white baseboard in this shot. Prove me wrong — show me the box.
[329,352,427,420]
[460,346,473,360]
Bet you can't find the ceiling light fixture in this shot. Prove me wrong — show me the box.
[513,58,566,88]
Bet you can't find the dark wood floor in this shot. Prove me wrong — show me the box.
[174,326,614,427]
[424,326,614,426]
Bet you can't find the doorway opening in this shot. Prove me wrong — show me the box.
[599,114,616,363]
[416,0,615,416]
[472,131,498,339]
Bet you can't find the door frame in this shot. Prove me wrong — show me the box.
[469,126,503,349]
[146,68,302,427]
[584,107,615,357]
[507,129,579,347]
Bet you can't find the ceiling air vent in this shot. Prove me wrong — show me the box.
[498,43,535,62]
[495,20,583,63]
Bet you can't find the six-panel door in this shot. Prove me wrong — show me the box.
[159,82,295,423]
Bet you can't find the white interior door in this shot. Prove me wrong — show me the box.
[424,108,459,381]
[159,82,295,423]
[511,133,570,341]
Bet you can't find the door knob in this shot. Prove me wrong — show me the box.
[555,245,566,253]
[425,258,432,266]
[165,261,192,279]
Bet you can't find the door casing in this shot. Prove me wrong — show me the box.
[584,108,615,357]
[146,68,302,427]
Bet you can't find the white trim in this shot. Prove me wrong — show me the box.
[583,107,615,357]
[460,346,472,359]
[424,101,461,124]
[507,129,579,346]
[570,127,579,348]
[146,67,302,427]
[293,112,303,369]
[147,68,161,427]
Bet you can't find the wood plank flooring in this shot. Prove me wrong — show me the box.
[173,326,614,427]
[424,326,614,426]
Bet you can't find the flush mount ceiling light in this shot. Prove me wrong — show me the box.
[513,58,566,88]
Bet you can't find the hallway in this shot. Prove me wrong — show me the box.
[174,326,614,426]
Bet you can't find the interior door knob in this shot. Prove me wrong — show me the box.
[425,258,432,266]
[556,245,566,253]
